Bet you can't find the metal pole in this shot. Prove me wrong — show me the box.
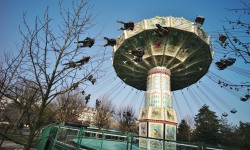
[100,132,104,150]
[163,139,165,150]
[130,133,133,150]
[163,123,165,150]
[65,127,69,144]
[126,133,129,150]
[76,128,84,150]
[51,124,61,149]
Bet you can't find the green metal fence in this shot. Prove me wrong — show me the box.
[37,124,237,150]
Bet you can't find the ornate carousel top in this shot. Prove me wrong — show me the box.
[112,16,214,91]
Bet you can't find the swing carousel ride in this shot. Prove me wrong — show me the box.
[75,15,249,149]
[112,16,212,149]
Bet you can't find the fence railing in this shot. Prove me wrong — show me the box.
[37,124,237,150]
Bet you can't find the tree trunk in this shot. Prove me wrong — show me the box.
[24,105,45,150]
[24,128,35,150]
[13,110,25,134]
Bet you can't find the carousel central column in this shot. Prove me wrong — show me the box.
[138,66,178,150]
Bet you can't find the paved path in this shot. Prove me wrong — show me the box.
[1,140,24,149]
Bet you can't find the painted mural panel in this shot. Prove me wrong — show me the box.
[149,140,162,149]
[165,124,176,140]
[146,16,169,29]
[140,108,148,119]
[150,107,162,119]
[171,17,193,32]
[165,142,176,150]
[139,139,147,148]
[166,109,175,122]
[139,122,147,137]
[149,123,163,139]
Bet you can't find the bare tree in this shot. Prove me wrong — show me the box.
[0,50,26,147]
[53,91,86,124]
[114,106,137,133]
[0,77,51,147]
[15,80,57,131]
[0,51,26,100]
[0,101,19,146]
[92,97,115,130]
[215,1,250,100]
[219,1,250,64]
[0,0,106,149]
